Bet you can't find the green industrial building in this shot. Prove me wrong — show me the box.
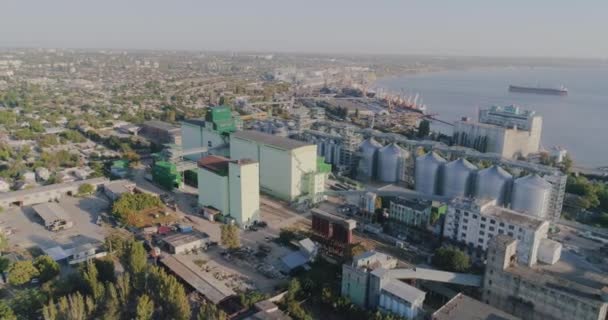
[152,161,182,190]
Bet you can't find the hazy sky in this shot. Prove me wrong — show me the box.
[1,0,607,58]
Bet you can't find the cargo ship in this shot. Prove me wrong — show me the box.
[509,84,568,96]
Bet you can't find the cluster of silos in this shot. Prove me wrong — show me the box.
[376,143,409,183]
[510,174,551,218]
[249,119,290,137]
[474,165,512,205]
[321,139,341,165]
[357,137,382,181]
[415,152,447,195]
[442,158,477,198]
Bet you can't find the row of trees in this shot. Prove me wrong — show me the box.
[566,175,608,212]
[0,233,197,320]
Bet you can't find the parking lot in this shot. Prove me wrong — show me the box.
[0,194,110,251]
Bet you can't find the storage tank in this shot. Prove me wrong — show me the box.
[358,138,382,180]
[474,165,512,205]
[511,174,551,218]
[415,152,446,195]
[442,158,476,198]
[377,143,408,183]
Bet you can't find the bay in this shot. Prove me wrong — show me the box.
[374,66,608,168]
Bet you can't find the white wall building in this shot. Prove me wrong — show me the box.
[443,198,552,266]
[181,119,229,160]
[198,155,260,228]
[453,105,542,159]
[230,130,320,202]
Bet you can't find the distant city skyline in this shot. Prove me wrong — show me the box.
[1,0,607,59]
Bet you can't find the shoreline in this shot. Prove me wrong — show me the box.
[370,66,607,171]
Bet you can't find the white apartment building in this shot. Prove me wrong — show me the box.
[443,198,551,266]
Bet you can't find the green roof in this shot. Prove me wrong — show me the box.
[112,160,129,168]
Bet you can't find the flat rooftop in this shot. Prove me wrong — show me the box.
[432,293,520,320]
[163,231,209,247]
[391,197,431,211]
[161,255,234,304]
[32,202,71,223]
[182,118,206,127]
[143,120,180,132]
[198,155,230,175]
[232,130,312,151]
[0,177,108,201]
[381,280,425,303]
[481,205,546,230]
[311,208,356,229]
[506,259,608,304]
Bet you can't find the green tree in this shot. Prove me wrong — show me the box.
[103,282,120,320]
[121,240,147,276]
[9,289,45,320]
[0,300,17,320]
[561,154,573,173]
[0,232,8,252]
[81,260,104,300]
[94,257,116,283]
[148,266,191,320]
[0,256,10,274]
[417,119,430,137]
[8,260,39,285]
[34,255,60,283]
[197,302,227,320]
[431,246,470,272]
[220,224,240,249]
[42,298,58,320]
[239,291,268,309]
[136,295,155,320]
[77,183,95,196]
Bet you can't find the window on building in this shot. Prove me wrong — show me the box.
[478,238,484,243]
[499,222,505,227]
[480,223,486,229]
[498,229,504,234]
[479,231,485,236]
[463,218,468,223]
[461,233,466,238]
[456,209,461,214]
[489,227,495,231]
[508,232,514,237]
[508,225,515,230]
[463,226,468,230]
[207,141,212,147]
[473,214,478,219]
[463,211,468,216]
[490,219,496,224]
[481,217,487,222]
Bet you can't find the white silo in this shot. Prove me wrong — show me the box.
[415,152,446,195]
[442,158,476,198]
[358,138,382,181]
[511,174,552,218]
[474,165,512,205]
[377,143,409,183]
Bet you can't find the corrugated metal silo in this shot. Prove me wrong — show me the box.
[474,165,512,205]
[442,158,476,198]
[377,143,408,183]
[358,137,382,180]
[511,174,551,218]
[415,152,446,195]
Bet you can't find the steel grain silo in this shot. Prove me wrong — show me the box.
[442,158,476,198]
[415,152,446,195]
[358,138,382,181]
[377,143,408,183]
[474,165,512,205]
[511,174,551,218]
